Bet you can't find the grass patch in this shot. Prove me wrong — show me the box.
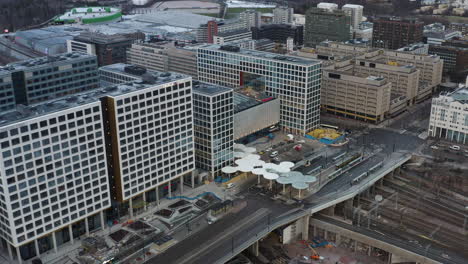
[199,13,220,18]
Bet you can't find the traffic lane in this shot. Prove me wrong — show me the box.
[354,129,424,154]
[316,215,463,264]
[191,214,270,264]
[148,196,293,264]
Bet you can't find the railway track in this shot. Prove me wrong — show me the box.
[357,198,467,253]
[381,179,467,227]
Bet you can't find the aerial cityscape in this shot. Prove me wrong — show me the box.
[0,0,467,264]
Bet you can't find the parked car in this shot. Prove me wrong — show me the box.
[270,151,279,157]
[430,145,439,150]
[226,183,235,189]
[449,145,460,151]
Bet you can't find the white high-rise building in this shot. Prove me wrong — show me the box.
[240,9,261,29]
[0,93,110,262]
[317,3,338,11]
[342,4,364,31]
[428,87,468,144]
[273,7,294,24]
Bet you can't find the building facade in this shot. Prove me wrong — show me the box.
[273,7,294,24]
[322,63,391,123]
[4,53,99,106]
[67,32,133,66]
[371,18,424,50]
[0,95,110,262]
[213,29,252,45]
[126,43,169,72]
[197,44,322,134]
[429,87,468,144]
[197,20,247,43]
[252,24,304,46]
[0,71,14,112]
[304,8,351,47]
[193,82,234,177]
[342,4,363,31]
[239,9,262,29]
[429,39,468,82]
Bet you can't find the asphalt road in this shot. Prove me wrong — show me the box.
[316,215,466,264]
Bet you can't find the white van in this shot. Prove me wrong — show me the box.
[450,145,460,151]
[226,183,235,189]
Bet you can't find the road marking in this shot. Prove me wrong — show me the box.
[174,208,270,264]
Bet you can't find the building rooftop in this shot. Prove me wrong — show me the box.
[233,92,261,113]
[74,32,132,44]
[198,44,321,65]
[192,81,232,96]
[1,52,95,72]
[56,7,121,21]
[447,87,468,104]
[218,28,251,37]
[0,71,189,127]
[134,11,218,29]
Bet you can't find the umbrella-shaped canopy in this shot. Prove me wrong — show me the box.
[292,182,308,190]
[244,154,261,160]
[280,161,295,169]
[239,164,254,173]
[244,146,257,153]
[234,152,247,158]
[276,176,293,184]
[303,175,318,183]
[263,172,279,180]
[252,168,266,175]
[221,166,238,174]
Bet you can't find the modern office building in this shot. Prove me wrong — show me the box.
[428,87,468,144]
[99,63,147,85]
[372,17,424,50]
[0,92,111,262]
[304,7,351,47]
[429,39,468,82]
[252,24,304,46]
[197,44,322,134]
[273,7,294,24]
[0,71,14,112]
[397,43,429,54]
[67,32,133,66]
[213,29,252,45]
[342,4,363,31]
[239,9,262,29]
[424,30,462,45]
[126,43,169,72]
[2,52,99,106]
[322,61,392,123]
[192,82,234,178]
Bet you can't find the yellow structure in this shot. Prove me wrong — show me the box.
[307,128,341,140]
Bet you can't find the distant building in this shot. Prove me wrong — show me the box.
[449,23,468,35]
[1,52,99,107]
[196,20,247,43]
[126,42,198,78]
[0,71,14,112]
[192,82,234,177]
[304,7,351,47]
[397,43,429,54]
[67,32,133,66]
[429,87,468,144]
[252,24,303,46]
[424,30,462,45]
[213,29,252,45]
[316,3,338,11]
[342,4,363,31]
[54,6,122,24]
[372,17,424,50]
[239,9,262,29]
[273,7,294,24]
[429,39,468,82]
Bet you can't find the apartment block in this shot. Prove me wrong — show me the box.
[3,52,99,106]
[322,61,391,123]
[0,94,110,262]
[429,39,468,82]
[239,9,261,29]
[126,43,169,72]
[197,44,322,134]
[372,17,423,50]
[197,20,247,43]
[193,82,234,177]
[429,87,468,144]
[273,7,294,24]
[342,4,363,31]
[126,42,198,78]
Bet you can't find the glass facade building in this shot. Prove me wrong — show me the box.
[193,82,234,177]
[0,72,14,112]
[197,44,322,134]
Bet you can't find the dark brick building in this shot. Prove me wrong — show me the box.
[252,24,303,46]
[372,17,423,50]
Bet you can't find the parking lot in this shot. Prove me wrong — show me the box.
[424,140,468,163]
[246,131,324,164]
